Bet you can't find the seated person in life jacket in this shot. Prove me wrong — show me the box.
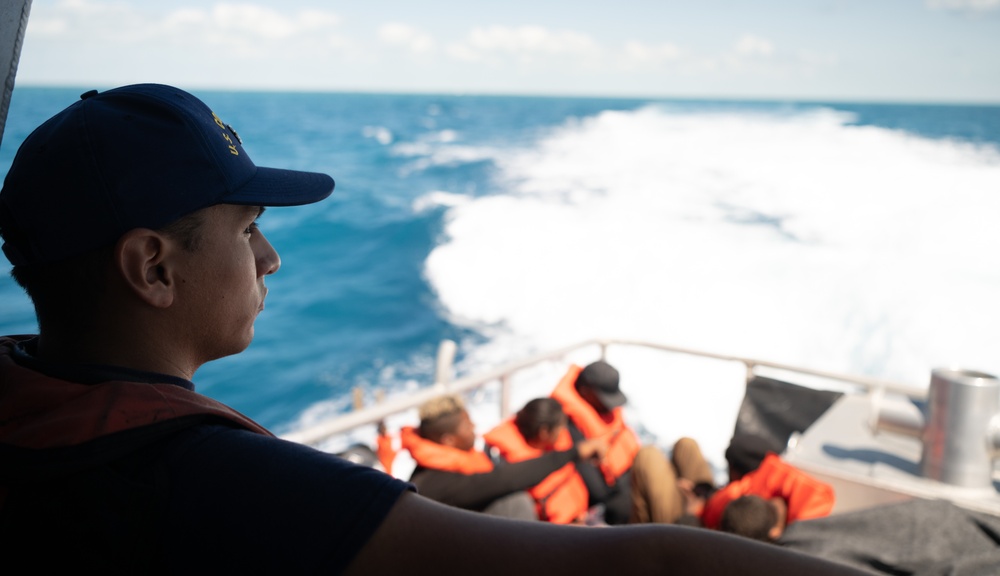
[551,361,722,526]
[400,395,606,520]
[550,360,642,525]
[630,437,718,526]
[719,495,788,543]
[699,435,835,538]
[483,398,595,524]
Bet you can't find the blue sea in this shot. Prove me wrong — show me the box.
[2,88,999,467]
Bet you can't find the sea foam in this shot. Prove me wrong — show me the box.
[419,104,1000,466]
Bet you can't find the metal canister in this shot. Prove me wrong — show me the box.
[920,368,1000,488]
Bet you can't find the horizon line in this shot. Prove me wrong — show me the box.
[13,82,1000,108]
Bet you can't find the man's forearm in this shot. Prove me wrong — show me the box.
[346,492,872,576]
[412,450,576,509]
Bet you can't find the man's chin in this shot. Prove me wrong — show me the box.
[215,330,256,362]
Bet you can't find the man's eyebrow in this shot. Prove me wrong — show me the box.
[256,206,266,219]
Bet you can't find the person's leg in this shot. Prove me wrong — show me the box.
[629,445,684,524]
[672,437,715,485]
[482,491,538,521]
[602,473,632,525]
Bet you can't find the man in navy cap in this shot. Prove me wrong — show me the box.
[0,85,866,576]
[0,84,407,573]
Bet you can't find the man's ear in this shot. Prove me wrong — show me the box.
[767,498,787,541]
[116,228,175,308]
[438,432,458,449]
[768,523,784,541]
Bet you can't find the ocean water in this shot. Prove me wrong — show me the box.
[2,88,999,472]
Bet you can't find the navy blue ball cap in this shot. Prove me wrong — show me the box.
[0,83,335,267]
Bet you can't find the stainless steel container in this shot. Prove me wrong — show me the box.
[920,368,1000,488]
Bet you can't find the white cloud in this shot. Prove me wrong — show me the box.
[209,4,297,39]
[449,25,600,63]
[166,4,343,43]
[27,15,69,36]
[299,9,342,31]
[622,40,682,65]
[31,0,148,41]
[734,34,775,57]
[797,50,839,68]
[32,1,343,46]
[378,23,435,54]
[925,0,1000,11]
[163,9,206,29]
[21,0,356,88]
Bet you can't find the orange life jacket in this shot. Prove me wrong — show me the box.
[701,453,835,530]
[551,364,640,484]
[399,426,493,474]
[483,419,589,524]
[377,432,397,476]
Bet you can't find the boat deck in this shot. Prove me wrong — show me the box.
[784,393,1000,517]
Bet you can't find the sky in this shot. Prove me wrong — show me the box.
[11,0,1000,103]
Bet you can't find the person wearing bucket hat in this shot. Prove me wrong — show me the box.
[0,85,868,576]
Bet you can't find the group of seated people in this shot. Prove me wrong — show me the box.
[377,359,836,542]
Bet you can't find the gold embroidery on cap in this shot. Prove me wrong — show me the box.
[211,111,240,156]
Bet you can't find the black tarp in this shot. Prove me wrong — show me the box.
[781,499,1000,575]
[731,375,844,456]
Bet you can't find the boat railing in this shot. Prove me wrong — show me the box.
[282,337,922,447]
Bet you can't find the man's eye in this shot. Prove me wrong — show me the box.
[245,222,259,235]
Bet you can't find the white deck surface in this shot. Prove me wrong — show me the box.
[783,394,1000,517]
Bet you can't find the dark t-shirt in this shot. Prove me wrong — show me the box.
[162,424,409,573]
[0,336,412,573]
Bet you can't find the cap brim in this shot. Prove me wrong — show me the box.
[223,166,335,207]
[596,388,627,410]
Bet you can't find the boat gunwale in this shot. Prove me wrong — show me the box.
[282,337,924,446]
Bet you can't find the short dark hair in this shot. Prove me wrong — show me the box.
[720,495,778,542]
[7,210,204,336]
[417,395,465,443]
[10,244,115,336]
[158,209,204,252]
[515,398,566,441]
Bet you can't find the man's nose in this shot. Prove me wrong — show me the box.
[254,231,281,277]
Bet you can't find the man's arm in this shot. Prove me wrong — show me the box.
[566,420,616,502]
[412,449,576,509]
[345,491,870,576]
[574,456,616,502]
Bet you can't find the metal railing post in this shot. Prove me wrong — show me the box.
[434,339,457,386]
[500,375,512,421]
